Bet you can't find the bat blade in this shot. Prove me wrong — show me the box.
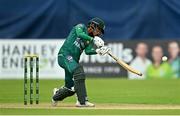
[108,52,142,76]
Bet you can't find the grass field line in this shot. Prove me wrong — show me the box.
[1,103,180,110]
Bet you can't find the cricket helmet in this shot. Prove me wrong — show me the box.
[88,17,105,34]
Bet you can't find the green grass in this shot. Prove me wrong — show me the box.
[0,78,180,115]
[2,108,180,115]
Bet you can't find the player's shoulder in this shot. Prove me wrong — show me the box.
[75,23,86,28]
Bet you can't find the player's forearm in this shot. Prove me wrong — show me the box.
[75,25,93,41]
[77,32,93,41]
[85,51,97,55]
[85,48,97,55]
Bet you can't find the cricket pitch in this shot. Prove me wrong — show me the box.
[1,103,180,110]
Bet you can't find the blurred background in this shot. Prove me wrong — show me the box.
[0,0,179,79]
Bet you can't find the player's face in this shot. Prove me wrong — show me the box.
[88,23,102,37]
[136,43,148,58]
[168,42,179,59]
[93,26,102,36]
[152,46,163,62]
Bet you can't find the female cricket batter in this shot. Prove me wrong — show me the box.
[52,17,110,107]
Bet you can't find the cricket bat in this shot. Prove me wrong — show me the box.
[108,51,142,76]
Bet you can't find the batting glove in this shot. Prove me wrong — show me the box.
[96,46,111,56]
[93,36,104,48]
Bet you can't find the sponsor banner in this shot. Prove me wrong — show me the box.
[81,40,180,77]
[0,39,179,79]
[80,42,133,77]
[0,39,64,79]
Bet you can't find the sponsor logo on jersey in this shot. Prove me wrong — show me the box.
[73,38,85,52]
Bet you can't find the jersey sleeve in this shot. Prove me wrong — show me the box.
[75,24,93,41]
[84,42,97,55]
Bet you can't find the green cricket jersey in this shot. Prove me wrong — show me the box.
[146,62,174,79]
[59,24,97,61]
[169,57,180,78]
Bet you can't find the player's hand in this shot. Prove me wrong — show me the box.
[93,36,104,48]
[96,46,111,56]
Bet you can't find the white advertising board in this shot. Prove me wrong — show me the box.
[0,39,65,79]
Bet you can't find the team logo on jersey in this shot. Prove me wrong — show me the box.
[66,55,73,62]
